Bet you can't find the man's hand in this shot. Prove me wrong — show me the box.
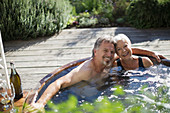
[23,102,45,113]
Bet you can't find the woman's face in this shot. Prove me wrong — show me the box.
[116,40,132,60]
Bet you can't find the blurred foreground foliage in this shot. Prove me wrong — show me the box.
[45,85,170,113]
[7,85,169,113]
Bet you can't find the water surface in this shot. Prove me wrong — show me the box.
[38,64,169,110]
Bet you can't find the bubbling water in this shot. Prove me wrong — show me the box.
[41,64,170,112]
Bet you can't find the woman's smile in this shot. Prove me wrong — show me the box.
[121,51,129,57]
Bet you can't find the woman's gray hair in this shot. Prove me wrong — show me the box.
[92,35,114,57]
[114,34,131,48]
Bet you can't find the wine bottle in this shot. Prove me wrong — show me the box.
[10,62,23,100]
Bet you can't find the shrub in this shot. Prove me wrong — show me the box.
[69,0,99,14]
[69,0,130,27]
[112,0,130,26]
[96,1,115,23]
[76,12,98,27]
[126,0,170,28]
[0,0,72,41]
[158,0,170,27]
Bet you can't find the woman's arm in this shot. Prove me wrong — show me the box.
[131,47,166,62]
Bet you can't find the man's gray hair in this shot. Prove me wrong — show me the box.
[92,35,114,57]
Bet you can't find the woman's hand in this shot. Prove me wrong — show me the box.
[151,53,161,62]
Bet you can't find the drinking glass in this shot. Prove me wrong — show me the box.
[8,83,16,113]
[0,80,10,110]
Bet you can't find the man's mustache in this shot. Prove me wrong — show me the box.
[103,56,112,60]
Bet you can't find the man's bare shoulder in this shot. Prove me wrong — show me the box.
[79,58,94,70]
[72,58,95,80]
[59,59,95,88]
[76,59,94,72]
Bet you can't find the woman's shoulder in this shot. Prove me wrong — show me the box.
[140,56,151,62]
[140,56,153,67]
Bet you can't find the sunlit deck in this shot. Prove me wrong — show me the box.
[4,27,170,91]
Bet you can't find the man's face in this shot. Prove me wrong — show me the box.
[94,41,115,67]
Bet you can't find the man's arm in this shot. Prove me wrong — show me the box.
[30,73,73,109]
[131,47,166,62]
[31,61,92,109]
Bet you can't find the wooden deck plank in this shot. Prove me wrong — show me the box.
[5,45,170,56]
[3,27,170,91]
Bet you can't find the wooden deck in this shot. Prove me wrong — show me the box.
[3,27,170,91]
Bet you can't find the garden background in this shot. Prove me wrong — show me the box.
[0,0,170,41]
[0,0,170,113]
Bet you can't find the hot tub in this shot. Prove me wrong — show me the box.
[24,56,170,112]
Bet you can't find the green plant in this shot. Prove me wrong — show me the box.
[158,0,170,27]
[76,11,98,27]
[126,0,170,28]
[0,0,72,41]
[78,17,98,28]
[69,0,130,27]
[46,85,126,113]
[69,0,99,14]
[45,84,170,113]
[112,0,130,25]
[98,2,115,23]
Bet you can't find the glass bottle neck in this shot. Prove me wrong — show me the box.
[11,63,16,75]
